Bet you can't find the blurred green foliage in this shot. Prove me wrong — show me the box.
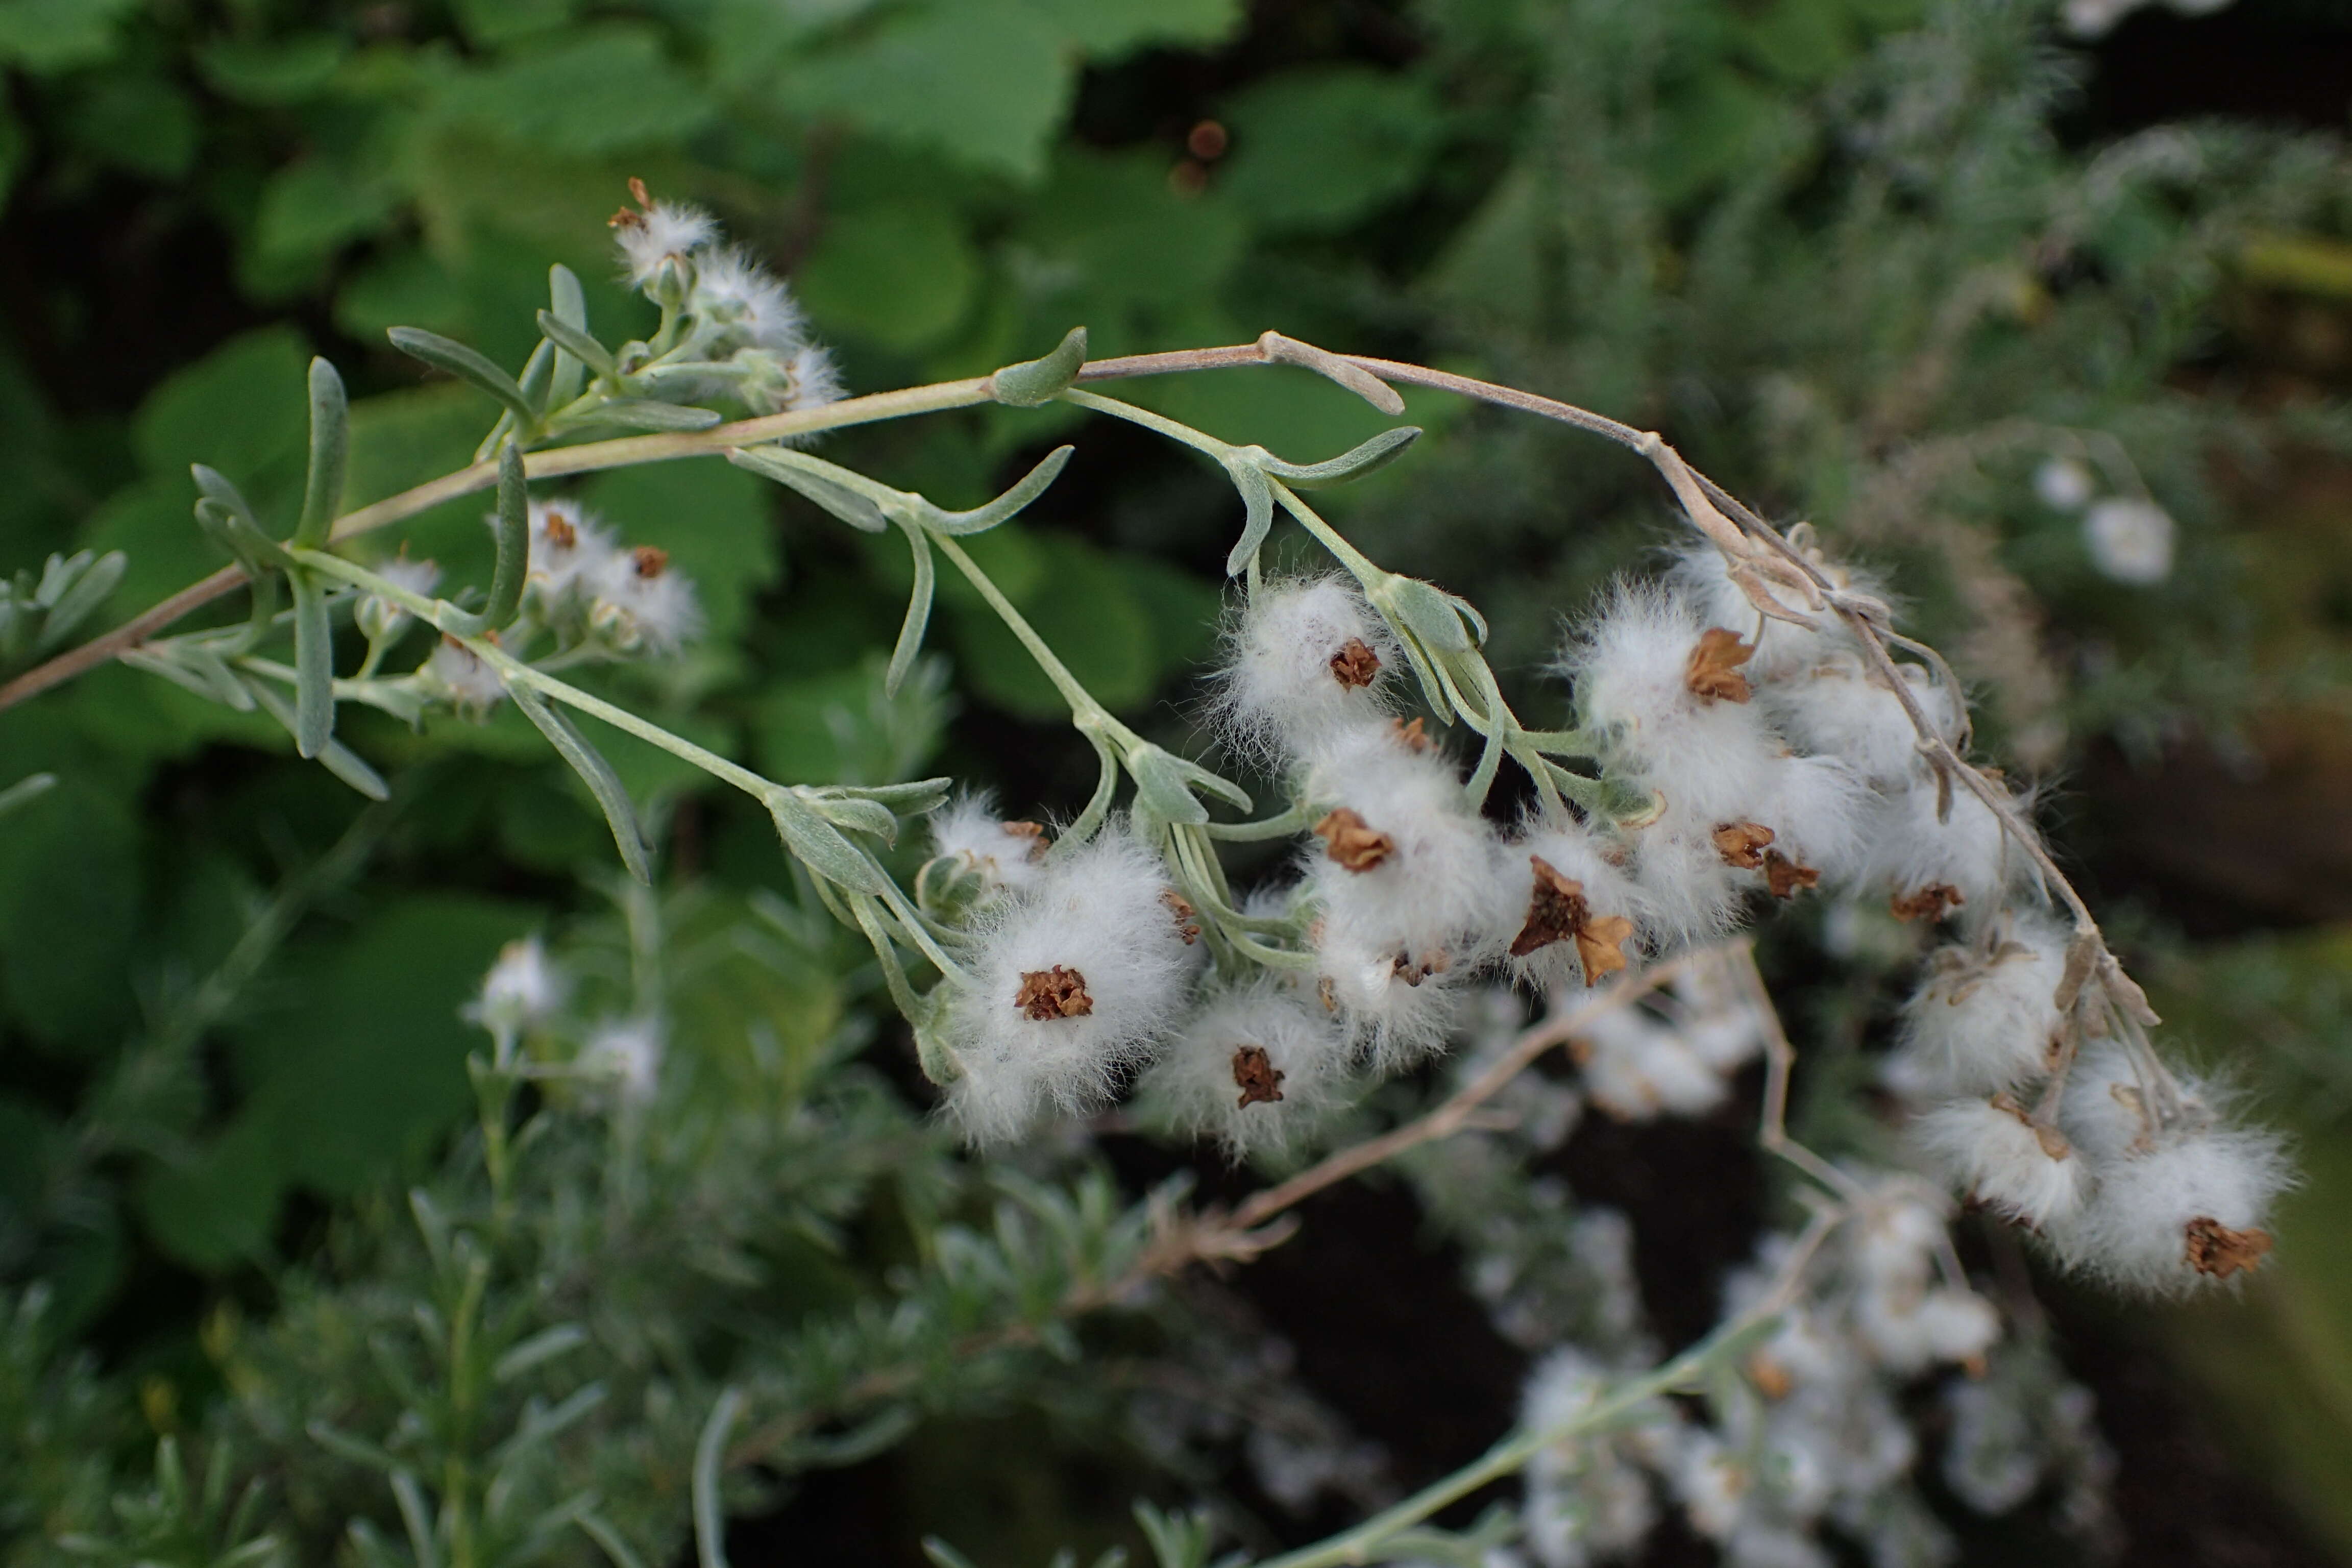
[3,0,2352,1562]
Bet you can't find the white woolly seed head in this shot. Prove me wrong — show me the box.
[1562,580,1787,823]
[1912,1095,2088,1230]
[1216,576,1398,762]
[581,1013,665,1105]
[1622,818,1748,950]
[1302,725,1513,966]
[1576,1008,1729,1122]
[1883,918,2067,1101]
[1853,1284,2000,1377]
[614,198,718,285]
[465,936,567,1035]
[589,545,703,654]
[943,825,1200,1143]
[783,344,845,412]
[1310,921,1466,1072]
[425,638,507,715]
[692,246,807,353]
[926,793,1051,902]
[2054,1040,2166,1163]
[522,499,621,605]
[2057,1121,2291,1293]
[1760,652,1963,789]
[1136,982,1353,1159]
[1499,819,1649,994]
[1858,772,2036,918]
[1667,543,1871,683]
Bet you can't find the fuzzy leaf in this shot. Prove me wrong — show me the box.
[888,521,936,698]
[990,326,1088,407]
[387,326,537,427]
[1219,453,1275,577]
[294,357,349,548]
[591,398,723,432]
[1255,425,1421,487]
[508,683,652,885]
[729,446,890,532]
[288,568,335,758]
[484,443,528,629]
[768,788,888,894]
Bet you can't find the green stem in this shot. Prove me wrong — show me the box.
[925,532,1137,747]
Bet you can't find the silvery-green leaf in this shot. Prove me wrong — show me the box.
[1255,426,1421,488]
[538,303,615,385]
[387,326,536,427]
[484,443,528,630]
[294,357,348,549]
[493,1324,590,1384]
[1382,575,1475,653]
[768,789,888,894]
[289,569,335,758]
[247,677,387,800]
[190,464,265,534]
[517,338,554,412]
[921,445,1073,536]
[32,550,126,652]
[989,325,1087,407]
[547,265,592,405]
[728,447,889,532]
[887,521,935,698]
[815,794,900,846]
[0,773,55,823]
[1220,454,1275,578]
[592,399,723,432]
[828,777,953,814]
[305,1420,403,1474]
[509,683,652,885]
[1126,745,1209,826]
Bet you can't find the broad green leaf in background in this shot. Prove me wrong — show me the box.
[195,34,351,106]
[59,69,197,181]
[796,203,983,352]
[0,0,139,74]
[1010,151,1246,354]
[1216,66,1446,235]
[228,895,538,1200]
[432,24,715,154]
[0,775,140,1049]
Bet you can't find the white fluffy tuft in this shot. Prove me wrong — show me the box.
[1882,918,2067,1100]
[927,793,1050,901]
[942,825,1201,1143]
[1216,577,1398,762]
[1136,981,1354,1158]
[1912,1095,2088,1230]
[2057,1121,2291,1293]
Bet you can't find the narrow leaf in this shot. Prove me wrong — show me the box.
[923,445,1073,535]
[989,325,1087,407]
[578,1514,650,1568]
[0,773,55,822]
[1220,455,1275,578]
[493,1324,590,1384]
[190,464,264,533]
[547,266,591,405]
[33,550,126,651]
[247,677,387,799]
[887,522,935,698]
[538,305,616,384]
[289,568,335,758]
[768,789,888,894]
[517,339,554,414]
[591,399,723,432]
[1256,426,1421,487]
[728,447,889,532]
[1257,330,1404,414]
[508,683,652,884]
[485,443,528,629]
[387,326,537,426]
[693,1389,746,1568]
[304,1420,402,1474]
[295,357,349,548]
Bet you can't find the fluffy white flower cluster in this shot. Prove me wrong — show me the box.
[461,936,666,1105]
[915,545,2285,1295]
[1515,1182,2007,1568]
[414,497,704,716]
[608,181,843,418]
[2034,456,2175,584]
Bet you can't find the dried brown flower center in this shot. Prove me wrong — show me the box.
[1391,716,1431,752]
[1711,821,1775,869]
[1508,855,1635,984]
[1232,1044,1286,1108]
[543,511,579,550]
[2183,1216,2272,1280]
[1015,966,1093,1021]
[1890,883,1967,922]
[1393,949,1451,986]
[1989,1091,2073,1161]
[1003,820,1049,861]
[1314,807,1394,872]
[1329,638,1382,689]
[1162,889,1202,945]
[1685,627,1756,703]
[1761,849,1819,899]
[631,545,669,579]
